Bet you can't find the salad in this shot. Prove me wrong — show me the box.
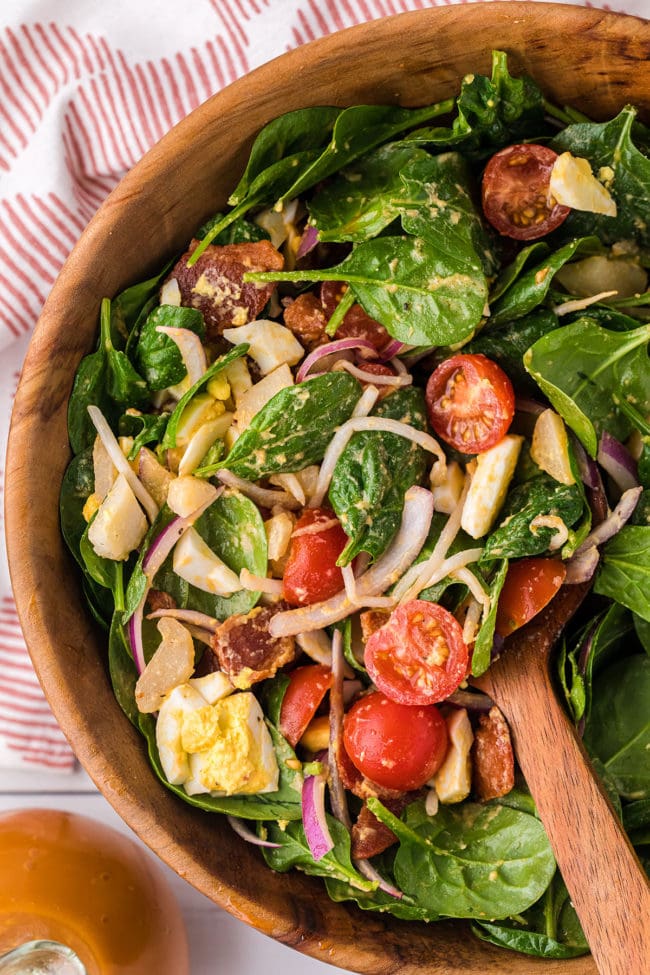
[61,52,650,961]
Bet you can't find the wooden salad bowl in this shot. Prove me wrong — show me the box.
[6,4,650,973]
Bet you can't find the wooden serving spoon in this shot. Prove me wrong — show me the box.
[473,584,650,975]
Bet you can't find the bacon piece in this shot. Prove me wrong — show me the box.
[471,705,515,801]
[359,609,391,644]
[320,282,391,352]
[351,794,414,860]
[210,604,296,689]
[146,589,177,613]
[283,293,329,351]
[168,239,284,339]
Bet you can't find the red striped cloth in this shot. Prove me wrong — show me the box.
[0,0,642,769]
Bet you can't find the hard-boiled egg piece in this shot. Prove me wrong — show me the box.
[156,683,207,786]
[156,325,208,400]
[432,708,473,805]
[461,435,523,540]
[530,409,575,486]
[135,618,195,714]
[173,526,241,596]
[549,152,616,216]
[87,473,148,561]
[235,363,294,431]
[188,670,234,705]
[222,321,304,375]
[166,475,218,518]
[177,412,233,476]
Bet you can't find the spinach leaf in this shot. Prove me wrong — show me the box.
[552,106,650,246]
[219,372,361,480]
[594,526,650,623]
[60,448,95,569]
[481,475,584,562]
[524,318,650,457]
[369,797,555,919]
[119,410,170,460]
[489,237,599,327]
[108,612,139,728]
[395,151,497,274]
[79,524,124,611]
[307,141,430,243]
[162,344,248,449]
[467,309,559,391]
[196,212,270,244]
[328,387,427,564]
[247,235,487,347]
[135,305,205,391]
[471,559,508,676]
[258,672,290,727]
[140,713,304,820]
[634,613,650,655]
[584,654,650,799]
[154,490,267,622]
[488,242,550,303]
[262,814,376,890]
[110,264,172,347]
[623,798,650,833]
[325,875,435,921]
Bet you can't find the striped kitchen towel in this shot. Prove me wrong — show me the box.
[0,0,645,769]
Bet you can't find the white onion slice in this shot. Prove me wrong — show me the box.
[328,629,351,829]
[296,629,332,665]
[529,514,569,551]
[452,567,491,614]
[553,291,618,316]
[310,417,445,508]
[216,469,301,510]
[227,815,281,849]
[239,569,284,595]
[574,485,642,556]
[269,486,434,637]
[302,768,334,861]
[565,545,600,584]
[87,405,158,522]
[155,325,208,388]
[338,360,412,387]
[146,608,220,631]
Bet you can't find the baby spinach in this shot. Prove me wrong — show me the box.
[196,211,270,244]
[247,234,487,347]
[162,343,248,449]
[135,305,205,391]
[79,524,124,611]
[369,797,555,919]
[467,309,559,392]
[60,448,95,570]
[594,526,650,623]
[328,386,427,565]
[471,558,508,677]
[140,712,304,821]
[488,241,550,303]
[262,814,376,890]
[119,410,170,460]
[552,106,650,246]
[585,654,650,799]
[489,237,599,327]
[108,612,140,728]
[154,489,267,622]
[481,475,584,562]
[524,318,650,457]
[219,372,361,480]
[325,874,434,921]
[110,263,173,346]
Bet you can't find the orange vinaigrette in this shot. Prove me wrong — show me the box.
[0,809,189,975]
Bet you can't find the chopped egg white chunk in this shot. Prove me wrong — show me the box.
[432,708,474,805]
[173,527,241,596]
[156,683,207,785]
[235,363,294,431]
[461,435,523,540]
[167,475,218,518]
[222,321,304,375]
[88,473,148,561]
[549,152,617,216]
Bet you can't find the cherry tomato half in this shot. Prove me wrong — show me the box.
[320,281,391,351]
[365,600,469,706]
[425,353,515,454]
[343,691,448,791]
[482,144,570,241]
[495,557,567,638]
[279,664,332,748]
[282,507,349,606]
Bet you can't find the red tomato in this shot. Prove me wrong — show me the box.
[482,144,570,240]
[282,507,349,606]
[425,353,515,454]
[365,600,469,706]
[495,558,567,638]
[343,691,448,791]
[279,664,332,747]
[320,281,391,351]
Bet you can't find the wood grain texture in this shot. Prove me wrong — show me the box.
[5,4,650,973]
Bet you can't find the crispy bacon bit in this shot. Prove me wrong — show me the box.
[320,282,392,352]
[169,239,284,339]
[283,293,329,351]
[146,589,177,613]
[359,609,391,644]
[471,706,515,801]
[350,795,412,860]
[211,604,296,689]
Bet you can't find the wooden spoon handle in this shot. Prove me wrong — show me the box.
[488,661,650,975]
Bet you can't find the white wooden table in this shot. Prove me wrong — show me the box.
[0,765,351,975]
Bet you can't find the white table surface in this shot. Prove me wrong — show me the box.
[0,764,352,975]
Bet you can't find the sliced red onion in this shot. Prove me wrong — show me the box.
[378,339,408,362]
[302,767,334,861]
[515,397,546,416]
[565,545,599,584]
[328,629,351,830]
[338,360,412,388]
[146,608,220,631]
[597,431,640,493]
[239,568,284,595]
[269,486,434,637]
[296,224,319,259]
[574,485,642,556]
[447,688,494,712]
[216,469,301,510]
[227,815,281,849]
[355,858,403,899]
[296,338,377,383]
[128,604,146,676]
[570,435,601,491]
[342,679,363,705]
